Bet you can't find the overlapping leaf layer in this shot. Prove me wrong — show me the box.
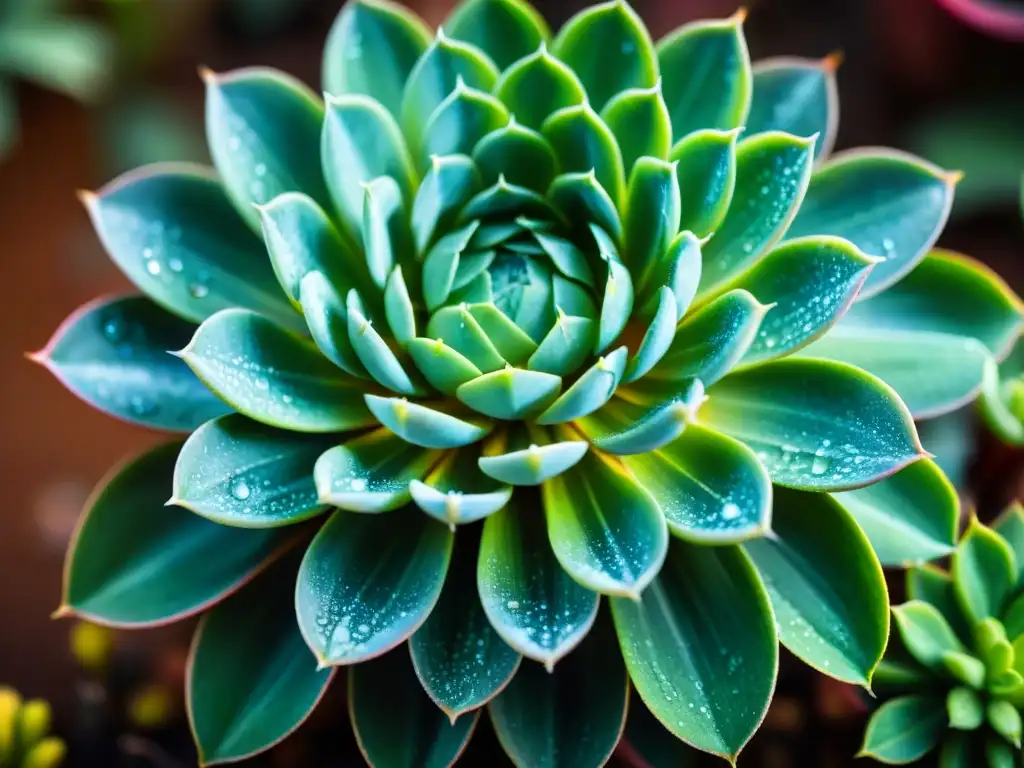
[35,0,1024,764]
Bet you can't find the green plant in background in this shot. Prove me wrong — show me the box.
[30,0,1024,764]
[862,503,1024,766]
[0,0,113,159]
[0,688,65,768]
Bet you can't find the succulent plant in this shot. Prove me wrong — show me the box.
[0,688,65,768]
[863,504,1024,766]
[32,0,1024,764]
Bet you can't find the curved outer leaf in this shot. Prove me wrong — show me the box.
[701,358,925,491]
[994,503,1024,587]
[187,554,333,766]
[859,696,945,764]
[952,518,1016,624]
[350,650,479,768]
[698,131,816,298]
[489,611,628,768]
[445,0,550,71]
[410,532,520,721]
[472,120,558,192]
[542,451,668,598]
[299,270,371,379]
[551,0,657,112]
[173,414,335,528]
[420,81,509,166]
[365,396,491,449]
[783,149,957,299]
[623,157,681,291]
[61,442,288,627]
[980,342,1024,447]
[82,165,297,328]
[322,0,432,119]
[832,459,958,567]
[492,46,586,132]
[204,68,331,227]
[410,453,512,528]
[33,295,229,432]
[743,488,889,687]
[295,507,453,665]
[905,567,972,645]
[746,56,840,162]
[892,601,965,670]
[477,497,600,668]
[727,235,879,365]
[657,12,752,141]
[622,424,772,544]
[543,104,626,209]
[181,309,374,433]
[619,691,702,768]
[611,539,778,760]
[669,128,739,239]
[601,82,672,173]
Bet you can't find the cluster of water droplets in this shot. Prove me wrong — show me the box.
[225,113,271,204]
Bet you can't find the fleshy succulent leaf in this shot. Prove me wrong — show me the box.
[62,442,288,626]
[444,0,550,71]
[580,380,705,456]
[952,519,1017,624]
[364,177,413,290]
[994,503,1024,587]
[173,414,334,528]
[322,0,432,119]
[478,436,589,486]
[905,566,972,645]
[548,170,623,242]
[472,120,558,192]
[383,265,417,343]
[412,154,481,253]
[455,367,562,420]
[623,287,677,383]
[181,309,375,433]
[295,506,453,665]
[600,81,672,172]
[743,488,889,687]
[420,79,509,166]
[492,44,586,131]
[346,290,425,395]
[595,243,635,354]
[542,104,626,209]
[406,337,483,395]
[892,601,966,670]
[859,695,945,764]
[832,459,958,567]
[623,157,681,292]
[477,496,599,667]
[637,230,702,319]
[364,395,492,449]
[34,296,230,432]
[298,271,370,379]
[611,539,777,760]
[657,13,752,141]
[700,358,924,491]
[669,128,739,239]
[535,346,627,424]
[783,149,956,300]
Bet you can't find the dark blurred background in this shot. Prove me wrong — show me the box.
[1,0,1022,764]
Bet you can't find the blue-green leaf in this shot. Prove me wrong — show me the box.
[410,447,512,527]
[472,119,558,192]
[365,395,491,448]
[426,303,505,372]
[363,176,413,290]
[420,79,509,167]
[535,346,627,424]
[298,271,369,379]
[859,696,945,764]
[478,433,589,486]
[412,154,481,253]
[581,381,705,456]
[637,230,703,320]
[384,265,417,344]
[623,157,681,292]
[952,519,1016,624]
[407,337,482,395]
[492,45,586,131]
[456,367,562,420]
[543,104,626,209]
[596,248,634,354]
[548,170,623,242]
[670,128,739,239]
[601,81,672,172]
[444,0,550,71]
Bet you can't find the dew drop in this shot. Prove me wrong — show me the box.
[231,479,251,500]
[721,502,741,521]
[146,260,161,276]
[188,283,209,299]
[811,456,830,476]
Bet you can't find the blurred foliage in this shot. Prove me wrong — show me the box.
[0,687,66,768]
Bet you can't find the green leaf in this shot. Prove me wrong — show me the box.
[637,231,703,320]
[543,105,626,209]
[892,601,966,670]
[624,288,678,383]
[400,32,500,147]
[204,68,331,227]
[62,442,287,626]
[987,701,1022,747]
[467,303,538,363]
[657,13,752,141]
[364,396,492,449]
[701,358,924,490]
[747,56,840,161]
[623,157,681,291]
[980,344,1024,447]
[623,424,771,543]
[83,165,297,328]
[548,171,623,243]
[783,149,956,299]
[322,94,417,241]
[940,733,979,768]
[952,519,1017,624]
[942,652,986,689]
[986,733,1019,768]
[412,154,481,254]
[364,176,413,290]
[478,437,589,486]
[859,696,945,764]
[35,296,229,432]
[173,415,334,528]
[298,271,369,379]
[994,502,1024,587]
[444,0,550,71]
[407,337,482,395]
[535,346,627,424]
[743,488,889,686]
[384,266,417,343]
[187,554,333,765]
[345,290,425,395]
[322,0,432,119]
[295,507,453,665]
[489,611,628,767]
[492,45,586,131]
[729,236,878,364]
[906,566,972,645]
[182,309,374,433]
[472,119,558,192]
[580,381,705,456]
[410,532,521,720]
[669,128,739,239]
[456,367,562,420]
[601,82,671,174]
[542,451,667,597]
[832,460,958,567]
[552,0,657,112]
[426,304,505,372]
[477,497,600,667]
[420,80,509,166]
[595,249,635,354]
[947,687,984,731]
[621,691,702,768]
[314,429,440,513]
[350,650,478,766]
[698,131,815,298]
[611,539,777,760]
[410,447,512,527]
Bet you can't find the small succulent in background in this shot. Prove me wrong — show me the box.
[863,503,1024,766]
[31,0,1024,764]
[0,688,65,768]
[0,0,114,159]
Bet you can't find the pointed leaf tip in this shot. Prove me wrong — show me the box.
[821,50,844,71]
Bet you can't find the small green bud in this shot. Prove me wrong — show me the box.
[987,700,1023,747]
[947,687,984,730]
[941,650,986,689]
[990,669,1024,697]
[975,618,1013,676]
[985,733,1017,768]
[0,687,21,759]
[1006,377,1024,424]
[17,700,51,748]
[21,736,66,768]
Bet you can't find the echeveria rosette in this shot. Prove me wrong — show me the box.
[32,0,1008,764]
[862,503,1024,766]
